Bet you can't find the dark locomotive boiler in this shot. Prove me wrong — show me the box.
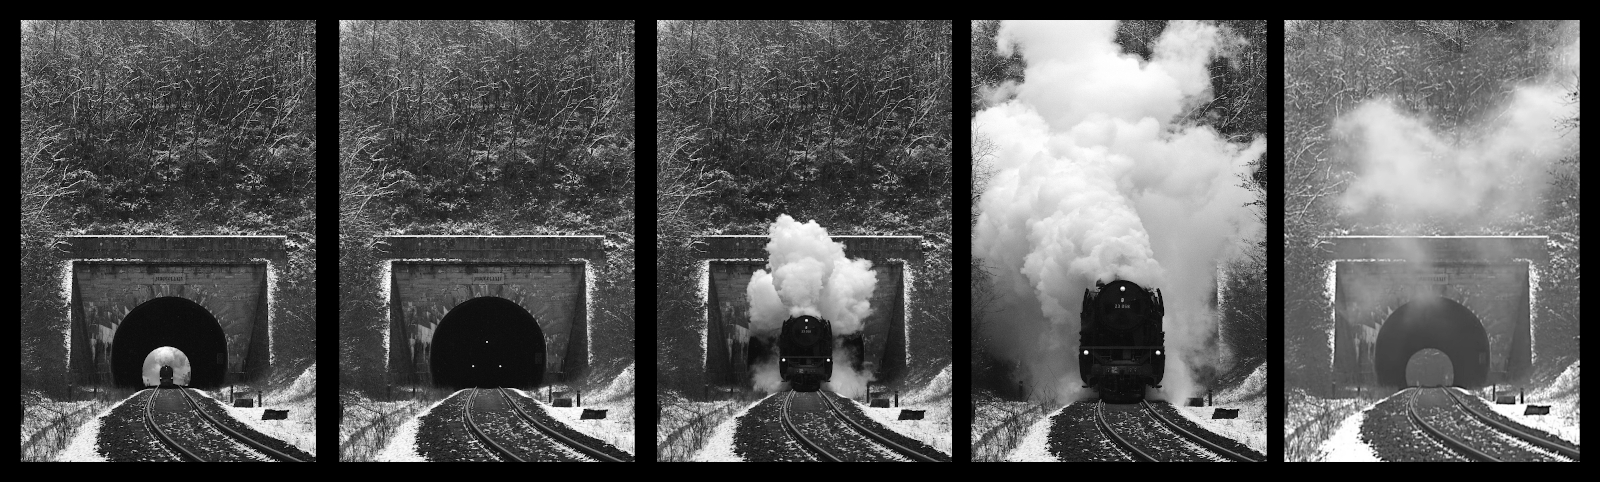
[779,315,833,392]
[1079,279,1166,402]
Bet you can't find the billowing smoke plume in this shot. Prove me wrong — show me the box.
[1335,25,1580,226]
[747,215,879,395]
[973,21,1265,404]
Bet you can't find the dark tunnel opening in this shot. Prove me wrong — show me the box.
[112,297,227,388]
[431,297,545,390]
[1375,296,1492,388]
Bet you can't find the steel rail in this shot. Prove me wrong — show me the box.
[172,387,305,462]
[1096,400,1156,462]
[1440,387,1579,461]
[1138,399,1258,462]
[1408,388,1500,462]
[817,390,938,462]
[463,387,525,462]
[144,388,204,462]
[782,390,841,462]
[496,387,626,462]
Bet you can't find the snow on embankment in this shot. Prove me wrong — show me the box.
[1488,360,1581,445]
[534,362,637,454]
[375,392,459,462]
[852,363,953,455]
[55,394,140,461]
[208,364,318,456]
[1173,363,1266,454]
[690,397,764,461]
[1315,395,1386,462]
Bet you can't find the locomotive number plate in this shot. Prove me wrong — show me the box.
[1114,304,1130,309]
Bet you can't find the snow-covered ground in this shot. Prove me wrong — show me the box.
[656,394,748,461]
[850,364,952,455]
[517,362,637,455]
[1173,363,1267,455]
[1005,404,1066,461]
[54,394,140,462]
[689,396,766,461]
[374,391,461,462]
[201,364,318,456]
[1483,360,1581,445]
[1315,395,1387,461]
[21,397,105,461]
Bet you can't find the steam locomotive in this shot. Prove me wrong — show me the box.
[159,365,176,388]
[778,315,833,392]
[1079,279,1165,402]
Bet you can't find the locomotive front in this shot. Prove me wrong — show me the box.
[779,315,833,392]
[1079,279,1166,402]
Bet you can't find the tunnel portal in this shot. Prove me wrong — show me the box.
[111,297,227,388]
[430,296,546,389]
[1375,296,1491,388]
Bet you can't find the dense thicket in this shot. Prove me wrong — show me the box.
[1284,21,1580,390]
[337,21,636,396]
[338,20,634,230]
[968,21,1269,394]
[656,21,954,397]
[20,20,318,395]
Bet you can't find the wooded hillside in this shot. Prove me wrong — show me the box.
[337,21,637,395]
[1283,21,1580,390]
[20,20,318,395]
[656,21,954,396]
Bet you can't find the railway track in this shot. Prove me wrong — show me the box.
[1094,400,1256,462]
[143,387,306,462]
[779,390,944,462]
[1138,400,1259,461]
[461,387,628,462]
[1439,388,1580,461]
[781,390,840,461]
[1094,400,1155,461]
[1406,387,1578,462]
[817,391,941,462]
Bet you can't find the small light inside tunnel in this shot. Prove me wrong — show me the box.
[1155,350,1162,356]
[826,358,830,363]
[781,357,786,362]
[1083,350,1089,356]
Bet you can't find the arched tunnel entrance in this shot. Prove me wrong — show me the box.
[112,297,226,388]
[141,347,192,387]
[431,297,545,389]
[1374,296,1490,388]
[1405,349,1453,386]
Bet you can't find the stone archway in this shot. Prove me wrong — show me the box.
[430,296,545,389]
[111,297,227,388]
[1374,296,1490,387]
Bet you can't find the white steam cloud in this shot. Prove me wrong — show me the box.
[974,21,1265,404]
[746,215,879,395]
[1335,26,1580,225]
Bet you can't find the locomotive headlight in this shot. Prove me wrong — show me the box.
[1155,350,1162,356]
[781,357,786,362]
[826,358,831,363]
[1082,350,1089,356]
